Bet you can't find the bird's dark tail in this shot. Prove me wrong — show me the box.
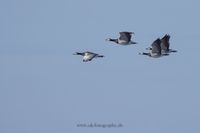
[162,53,170,56]
[131,41,137,44]
[97,55,104,58]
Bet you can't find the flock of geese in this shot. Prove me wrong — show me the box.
[73,32,177,62]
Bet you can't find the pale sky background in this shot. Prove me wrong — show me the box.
[0,0,200,133]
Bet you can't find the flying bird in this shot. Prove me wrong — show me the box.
[106,32,137,45]
[139,38,169,58]
[73,51,104,62]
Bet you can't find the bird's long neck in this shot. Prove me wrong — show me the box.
[169,49,177,52]
[76,52,84,56]
[139,52,150,56]
[142,52,150,56]
[109,38,118,43]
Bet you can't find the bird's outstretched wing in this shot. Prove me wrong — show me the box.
[119,32,133,42]
[151,38,161,54]
[161,34,170,50]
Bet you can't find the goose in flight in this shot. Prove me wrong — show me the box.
[161,34,177,54]
[139,38,169,58]
[106,32,137,45]
[73,51,104,62]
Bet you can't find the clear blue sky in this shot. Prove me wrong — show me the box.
[1,0,200,133]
